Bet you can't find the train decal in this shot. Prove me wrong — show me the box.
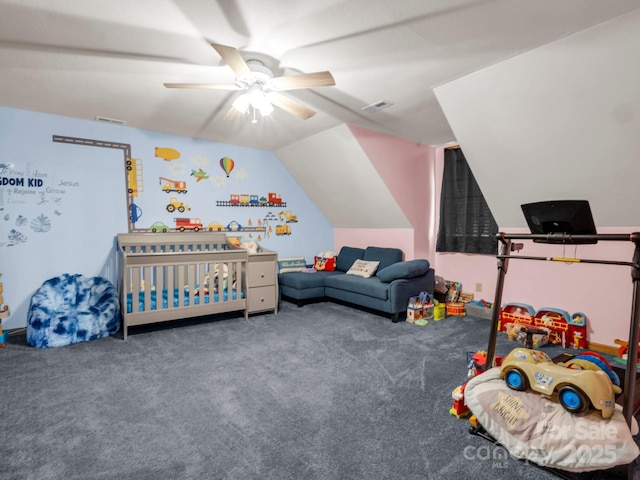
[216,192,285,207]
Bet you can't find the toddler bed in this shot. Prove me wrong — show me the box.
[117,232,248,340]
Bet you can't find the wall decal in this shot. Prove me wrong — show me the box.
[0,149,82,246]
[159,176,188,194]
[52,135,138,232]
[219,156,235,177]
[216,192,286,207]
[190,168,209,182]
[155,147,181,161]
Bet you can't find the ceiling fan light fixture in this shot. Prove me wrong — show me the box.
[232,93,250,114]
[249,88,265,107]
[248,86,274,117]
[259,101,274,117]
[166,44,334,122]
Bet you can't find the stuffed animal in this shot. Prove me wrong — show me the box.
[314,256,336,271]
[240,241,259,254]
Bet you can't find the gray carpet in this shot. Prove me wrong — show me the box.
[0,301,637,480]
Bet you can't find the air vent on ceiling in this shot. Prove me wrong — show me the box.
[361,100,393,113]
[95,116,127,126]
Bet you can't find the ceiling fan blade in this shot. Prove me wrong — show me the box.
[163,83,241,90]
[223,105,245,121]
[268,92,316,120]
[211,43,251,76]
[270,71,335,91]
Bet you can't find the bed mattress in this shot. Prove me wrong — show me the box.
[126,288,243,313]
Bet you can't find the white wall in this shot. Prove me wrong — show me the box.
[276,124,411,229]
[432,11,640,346]
[433,9,640,228]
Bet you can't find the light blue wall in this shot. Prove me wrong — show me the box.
[0,106,332,329]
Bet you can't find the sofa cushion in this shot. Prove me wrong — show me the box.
[363,246,403,271]
[336,246,365,272]
[377,259,431,283]
[278,270,341,290]
[324,274,389,301]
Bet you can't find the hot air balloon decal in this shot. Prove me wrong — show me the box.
[219,157,235,178]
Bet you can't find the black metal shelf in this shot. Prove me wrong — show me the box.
[483,231,640,479]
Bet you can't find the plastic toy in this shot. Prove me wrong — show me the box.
[451,350,504,419]
[450,383,470,418]
[613,338,640,368]
[500,302,588,349]
[0,273,9,347]
[467,350,502,377]
[500,347,622,419]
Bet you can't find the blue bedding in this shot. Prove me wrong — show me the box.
[126,288,243,313]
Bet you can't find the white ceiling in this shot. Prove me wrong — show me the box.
[434,8,640,227]
[1,0,639,151]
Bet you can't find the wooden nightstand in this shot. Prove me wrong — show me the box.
[247,248,278,315]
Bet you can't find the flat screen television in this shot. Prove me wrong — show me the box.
[520,200,597,244]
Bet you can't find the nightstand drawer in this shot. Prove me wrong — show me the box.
[248,262,276,287]
[248,286,277,312]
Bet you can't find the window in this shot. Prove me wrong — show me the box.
[436,147,498,255]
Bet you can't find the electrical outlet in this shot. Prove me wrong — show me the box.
[475,282,483,292]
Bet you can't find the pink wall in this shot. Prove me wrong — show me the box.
[498,227,637,346]
[343,125,436,260]
[435,232,637,347]
[432,145,639,347]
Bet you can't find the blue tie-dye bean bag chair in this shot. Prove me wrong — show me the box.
[27,274,120,348]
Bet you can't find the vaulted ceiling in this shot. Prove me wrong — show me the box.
[2,0,639,151]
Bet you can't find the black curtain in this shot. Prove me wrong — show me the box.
[436,148,498,255]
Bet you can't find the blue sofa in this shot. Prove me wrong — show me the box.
[278,246,435,322]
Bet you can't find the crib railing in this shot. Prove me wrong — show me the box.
[117,233,248,339]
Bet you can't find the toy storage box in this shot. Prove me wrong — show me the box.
[466,304,494,320]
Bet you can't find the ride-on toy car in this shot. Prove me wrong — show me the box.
[500,347,622,419]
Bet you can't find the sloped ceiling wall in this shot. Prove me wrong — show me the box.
[433,10,640,228]
[275,124,411,228]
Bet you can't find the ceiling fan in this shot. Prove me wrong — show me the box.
[164,43,335,122]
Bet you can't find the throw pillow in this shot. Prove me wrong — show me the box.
[314,256,336,271]
[377,259,430,283]
[346,259,380,278]
[278,257,307,274]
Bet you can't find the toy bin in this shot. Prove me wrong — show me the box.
[466,304,494,320]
